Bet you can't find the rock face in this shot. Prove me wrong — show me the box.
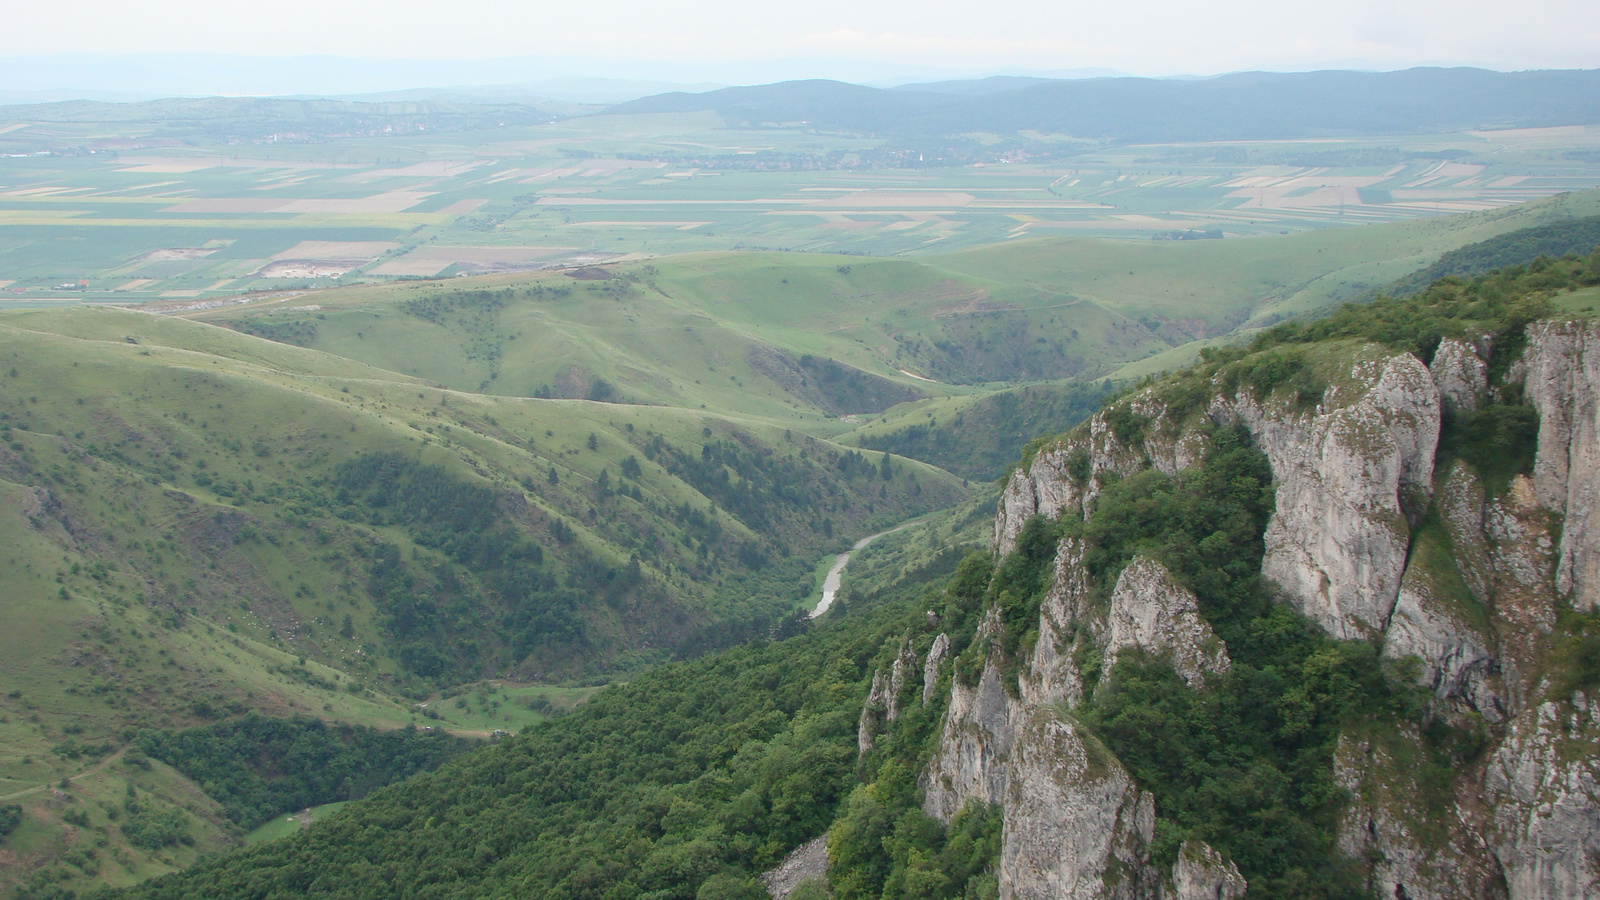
[919,325,1600,900]
[1520,320,1600,612]
[1021,536,1095,710]
[922,657,1016,821]
[1102,556,1230,689]
[1000,707,1156,900]
[923,555,1236,898]
[1220,349,1441,640]
[923,633,950,706]
[858,670,892,758]
[1335,729,1506,900]
[994,396,1208,556]
[1484,696,1600,900]
[1432,337,1490,414]
[1166,841,1247,900]
[888,638,918,722]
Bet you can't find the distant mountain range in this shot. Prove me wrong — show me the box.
[608,67,1600,143]
[5,67,1596,147]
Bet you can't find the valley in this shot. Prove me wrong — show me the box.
[1,70,1599,899]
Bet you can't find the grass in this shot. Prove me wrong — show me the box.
[242,801,348,847]
[0,300,970,896]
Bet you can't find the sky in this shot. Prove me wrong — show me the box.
[3,0,1599,95]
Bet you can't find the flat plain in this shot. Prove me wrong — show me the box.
[4,103,1600,300]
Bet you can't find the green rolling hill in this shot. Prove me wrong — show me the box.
[4,185,1600,896]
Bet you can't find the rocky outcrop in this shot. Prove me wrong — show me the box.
[923,657,1016,821]
[888,638,919,722]
[923,633,950,706]
[1432,337,1490,414]
[860,638,923,754]
[1220,350,1441,639]
[1485,476,1561,712]
[761,836,828,899]
[1102,556,1230,689]
[1335,729,1506,900]
[1382,534,1502,721]
[1437,462,1495,606]
[1021,536,1095,709]
[1165,841,1246,900]
[994,396,1209,555]
[995,444,1087,556]
[958,325,1600,900]
[1484,695,1600,900]
[923,609,1016,821]
[1000,706,1157,900]
[858,670,892,758]
[1520,320,1600,612]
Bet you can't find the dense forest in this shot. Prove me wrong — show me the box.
[136,716,471,832]
[98,549,980,900]
[1384,214,1600,297]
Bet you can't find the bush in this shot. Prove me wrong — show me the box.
[0,804,22,840]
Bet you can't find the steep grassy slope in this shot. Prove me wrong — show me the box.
[0,306,962,896]
[194,190,1600,427]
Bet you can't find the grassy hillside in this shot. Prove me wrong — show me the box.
[192,190,1600,421]
[0,306,962,896]
[932,187,1600,330]
[93,252,1600,900]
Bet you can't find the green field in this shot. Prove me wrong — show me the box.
[242,801,348,847]
[2,103,1599,298]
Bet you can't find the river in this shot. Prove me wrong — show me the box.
[810,518,929,618]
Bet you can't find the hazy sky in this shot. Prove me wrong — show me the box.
[8,0,1600,78]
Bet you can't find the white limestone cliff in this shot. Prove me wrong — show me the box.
[923,633,950,706]
[1102,556,1230,690]
[1218,349,1441,639]
[1335,728,1505,900]
[1432,337,1490,414]
[999,707,1156,900]
[1165,841,1246,900]
[910,323,1600,900]
[1484,695,1600,900]
[1520,320,1600,612]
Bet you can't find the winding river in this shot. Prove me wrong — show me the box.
[810,518,929,618]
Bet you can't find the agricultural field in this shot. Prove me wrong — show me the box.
[3,98,1600,299]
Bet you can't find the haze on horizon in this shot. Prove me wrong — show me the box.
[4,0,1599,98]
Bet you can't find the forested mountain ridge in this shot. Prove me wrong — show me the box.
[608,68,1600,143]
[82,253,1600,900]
